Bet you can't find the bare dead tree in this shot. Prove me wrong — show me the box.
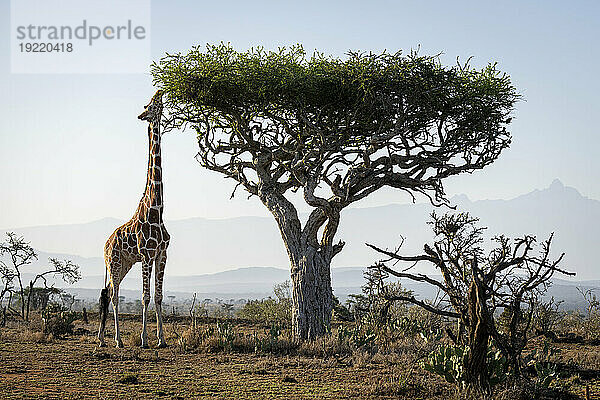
[367,212,574,389]
[189,293,197,330]
[576,287,600,340]
[152,44,519,339]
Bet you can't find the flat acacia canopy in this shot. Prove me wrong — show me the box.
[152,44,517,206]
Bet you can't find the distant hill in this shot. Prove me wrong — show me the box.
[2,179,599,285]
[48,266,600,312]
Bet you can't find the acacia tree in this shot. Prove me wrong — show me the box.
[0,233,80,321]
[151,44,519,339]
[0,232,38,319]
[25,258,80,320]
[367,213,573,389]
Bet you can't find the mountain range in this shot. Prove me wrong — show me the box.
[1,179,599,303]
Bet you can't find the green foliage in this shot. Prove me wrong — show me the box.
[525,341,559,389]
[153,43,517,140]
[423,344,468,386]
[344,269,422,350]
[332,296,353,322]
[422,343,509,389]
[253,323,287,353]
[496,306,529,336]
[238,281,291,324]
[337,325,377,351]
[348,269,411,327]
[215,320,236,349]
[577,288,600,341]
[24,286,62,311]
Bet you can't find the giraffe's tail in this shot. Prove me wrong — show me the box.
[99,286,110,329]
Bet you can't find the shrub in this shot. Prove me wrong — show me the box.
[238,281,291,324]
[41,308,77,338]
[127,331,142,347]
[423,343,509,390]
[524,341,559,389]
[531,297,563,336]
[337,325,377,353]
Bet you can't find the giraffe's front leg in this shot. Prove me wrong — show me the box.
[155,251,167,348]
[141,259,152,348]
[112,284,123,348]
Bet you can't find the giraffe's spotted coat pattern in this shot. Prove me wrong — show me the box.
[98,91,170,348]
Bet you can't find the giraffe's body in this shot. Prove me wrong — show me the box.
[98,91,170,348]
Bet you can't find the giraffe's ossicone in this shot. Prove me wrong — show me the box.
[98,90,170,349]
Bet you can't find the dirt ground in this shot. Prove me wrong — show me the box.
[1,316,598,399]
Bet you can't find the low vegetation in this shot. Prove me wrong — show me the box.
[1,226,599,399]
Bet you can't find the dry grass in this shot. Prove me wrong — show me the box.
[19,329,53,343]
[126,331,142,347]
[297,334,352,357]
[0,314,598,399]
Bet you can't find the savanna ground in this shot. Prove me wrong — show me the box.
[1,313,599,400]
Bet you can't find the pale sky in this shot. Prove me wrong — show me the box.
[1,0,598,229]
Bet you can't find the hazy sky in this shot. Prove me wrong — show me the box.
[1,0,598,229]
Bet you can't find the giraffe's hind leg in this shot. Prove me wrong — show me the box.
[140,258,152,348]
[154,251,167,348]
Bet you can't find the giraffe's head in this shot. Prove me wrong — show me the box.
[138,90,163,122]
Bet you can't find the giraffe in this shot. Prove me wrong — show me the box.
[98,90,170,348]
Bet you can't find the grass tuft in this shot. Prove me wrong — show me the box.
[118,373,139,384]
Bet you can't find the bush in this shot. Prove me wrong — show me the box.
[41,309,77,338]
[531,297,563,336]
[238,281,291,324]
[127,331,142,347]
[524,341,559,389]
[422,343,509,390]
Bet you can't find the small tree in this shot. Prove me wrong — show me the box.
[347,267,411,326]
[0,232,38,319]
[25,286,62,312]
[26,258,80,320]
[576,287,600,341]
[367,213,573,390]
[0,256,16,306]
[152,44,519,339]
[0,233,80,321]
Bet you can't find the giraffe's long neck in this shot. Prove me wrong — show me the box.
[142,119,163,214]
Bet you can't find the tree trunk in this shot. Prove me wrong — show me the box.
[259,189,338,341]
[20,290,25,320]
[291,245,333,340]
[466,277,490,391]
[26,281,33,321]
